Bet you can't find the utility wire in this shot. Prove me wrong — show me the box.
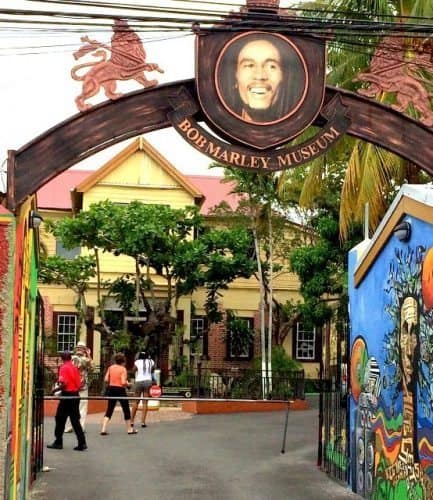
[0,3,431,57]
[28,0,433,24]
[2,12,433,36]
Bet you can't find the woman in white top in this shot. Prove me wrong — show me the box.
[130,351,155,429]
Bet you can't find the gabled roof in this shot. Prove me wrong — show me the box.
[354,184,433,287]
[74,136,203,201]
[36,137,242,215]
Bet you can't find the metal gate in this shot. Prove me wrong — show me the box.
[31,294,44,482]
[318,322,350,485]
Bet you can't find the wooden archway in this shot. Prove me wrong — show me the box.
[6,80,433,210]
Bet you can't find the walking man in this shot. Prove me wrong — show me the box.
[65,341,93,432]
[47,351,88,451]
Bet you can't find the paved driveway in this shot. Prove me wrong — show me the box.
[31,404,359,500]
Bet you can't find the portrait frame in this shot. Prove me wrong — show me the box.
[215,32,308,126]
[196,30,326,150]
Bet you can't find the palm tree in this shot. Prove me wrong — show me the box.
[280,0,433,239]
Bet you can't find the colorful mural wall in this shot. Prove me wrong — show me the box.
[1,199,39,500]
[349,205,433,499]
[0,206,15,498]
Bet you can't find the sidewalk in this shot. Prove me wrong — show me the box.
[85,404,194,426]
[32,405,359,500]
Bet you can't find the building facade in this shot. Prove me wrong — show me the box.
[37,137,320,380]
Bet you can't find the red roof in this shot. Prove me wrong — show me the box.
[37,170,240,215]
[37,170,92,210]
[187,175,239,214]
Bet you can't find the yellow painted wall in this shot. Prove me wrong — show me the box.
[82,151,196,209]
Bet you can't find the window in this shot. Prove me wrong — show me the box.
[295,322,316,361]
[56,240,80,259]
[227,317,254,360]
[55,313,77,352]
[191,316,208,357]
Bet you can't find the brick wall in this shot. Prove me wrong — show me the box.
[205,310,261,371]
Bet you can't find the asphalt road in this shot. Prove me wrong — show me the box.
[31,404,359,500]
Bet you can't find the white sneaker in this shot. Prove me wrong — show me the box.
[65,428,73,433]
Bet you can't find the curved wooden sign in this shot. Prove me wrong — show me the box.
[169,87,349,171]
[7,80,433,209]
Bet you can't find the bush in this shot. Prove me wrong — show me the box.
[253,346,302,372]
[304,379,321,393]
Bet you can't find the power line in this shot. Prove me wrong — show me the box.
[2,11,433,36]
[28,0,433,24]
[0,3,431,57]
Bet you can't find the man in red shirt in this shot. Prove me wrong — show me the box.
[47,351,87,451]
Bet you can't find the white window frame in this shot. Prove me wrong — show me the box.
[56,314,77,352]
[295,322,316,360]
[191,316,206,355]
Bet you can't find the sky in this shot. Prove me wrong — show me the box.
[1,0,277,190]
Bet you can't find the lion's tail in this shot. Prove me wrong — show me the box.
[71,51,107,81]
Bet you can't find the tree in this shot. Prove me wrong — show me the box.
[210,165,306,396]
[284,162,363,335]
[288,0,433,239]
[44,200,120,331]
[44,200,256,363]
[39,255,96,337]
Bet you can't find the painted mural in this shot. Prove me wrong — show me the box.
[7,200,39,500]
[350,242,433,499]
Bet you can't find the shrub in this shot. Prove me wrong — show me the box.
[253,346,302,372]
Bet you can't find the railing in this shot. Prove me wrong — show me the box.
[320,371,350,485]
[163,368,305,400]
[43,367,305,400]
[32,295,45,483]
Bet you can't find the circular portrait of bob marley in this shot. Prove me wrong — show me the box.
[215,32,308,125]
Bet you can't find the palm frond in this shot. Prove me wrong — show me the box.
[299,160,327,207]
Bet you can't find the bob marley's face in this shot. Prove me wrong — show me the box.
[400,296,418,387]
[235,39,283,111]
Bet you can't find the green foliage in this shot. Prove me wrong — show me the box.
[287,203,362,327]
[110,330,131,353]
[174,227,256,323]
[44,200,256,357]
[253,346,302,372]
[295,0,433,240]
[108,275,151,315]
[39,254,97,326]
[270,346,302,371]
[39,255,96,289]
[225,311,255,357]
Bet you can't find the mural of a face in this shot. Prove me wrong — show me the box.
[235,39,283,112]
[400,296,418,389]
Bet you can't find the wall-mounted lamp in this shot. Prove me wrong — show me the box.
[29,210,44,229]
[393,221,411,242]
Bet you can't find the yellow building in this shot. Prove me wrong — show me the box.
[37,137,320,380]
